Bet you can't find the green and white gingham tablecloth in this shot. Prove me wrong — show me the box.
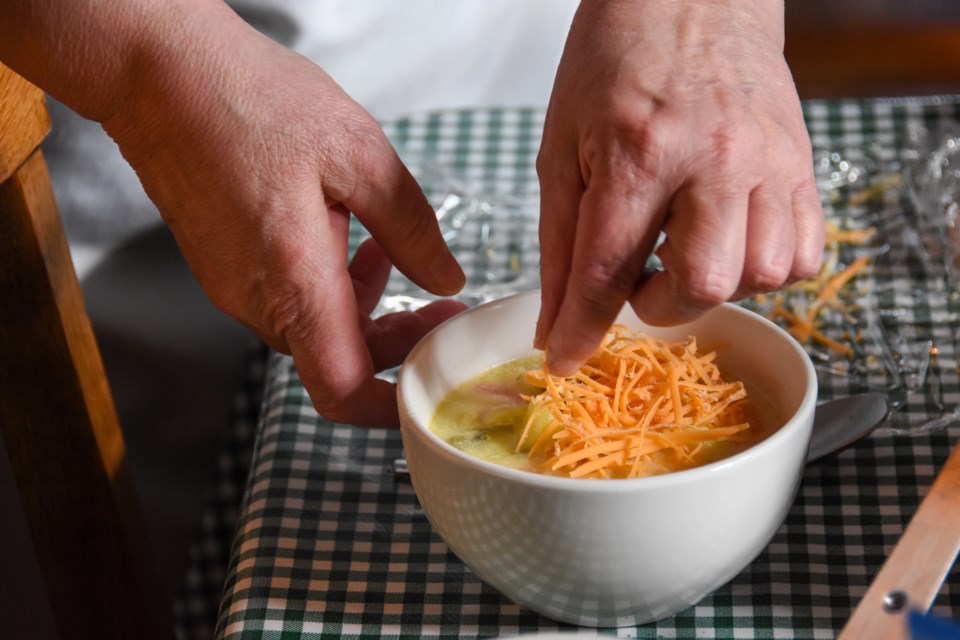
[216,100,960,639]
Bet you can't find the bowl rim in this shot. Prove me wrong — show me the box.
[397,291,818,493]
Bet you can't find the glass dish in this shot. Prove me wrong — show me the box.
[360,130,960,435]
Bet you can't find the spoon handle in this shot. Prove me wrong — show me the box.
[838,439,960,640]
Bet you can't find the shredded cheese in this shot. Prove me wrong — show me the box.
[765,219,875,357]
[515,324,751,480]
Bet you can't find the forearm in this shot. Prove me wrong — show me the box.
[0,0,240,125]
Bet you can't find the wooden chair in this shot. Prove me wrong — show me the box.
[0,63,175,640]
[785,1,960,99]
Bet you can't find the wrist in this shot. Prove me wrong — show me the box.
[99,1,266,159]
[100,0,244,126]
[576,0,785,51]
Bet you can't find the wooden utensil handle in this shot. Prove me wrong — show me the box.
[839,439,960,640]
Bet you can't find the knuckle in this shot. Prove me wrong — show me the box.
[304,360,366,424]
[312,398,353,424]
[256,251,318,346]
[309,376,377,426]
[791,251,824,282]
[743,261,791,293]
[323,119,391,199]
[681,266,738,307]
[265,285,315,346]
[623,119,669,155]
[613,116,672,173]
[570,257,637,309]
[578,106,675,182]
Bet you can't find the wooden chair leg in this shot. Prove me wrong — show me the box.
[0,64,175,640]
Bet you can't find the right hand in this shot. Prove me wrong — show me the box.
[535,0,824,375]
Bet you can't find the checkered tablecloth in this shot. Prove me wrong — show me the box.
[215,101,960,639]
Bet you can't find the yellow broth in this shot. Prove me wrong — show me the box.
[429,352,782,479]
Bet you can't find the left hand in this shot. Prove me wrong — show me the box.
[535,0,824,375]
[349,237,468,376]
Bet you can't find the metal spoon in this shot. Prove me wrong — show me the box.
[805,391,890,464]
[392,392,891,479]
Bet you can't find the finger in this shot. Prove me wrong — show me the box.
[535,141,584,350]
[246,205,353,356]
[631,179,748,326]
[349,237,392,316]
[545,169,671,375]
[327,203,353,266]
[328,125,465,296]
[290,279,399,426]
[273,203,398,427]
[789,178,826,282]
[363,299,467,371]
[732,182,795,300]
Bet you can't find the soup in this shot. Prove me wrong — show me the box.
[429,325,781,479]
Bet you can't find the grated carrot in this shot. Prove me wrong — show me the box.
[767,254,871,358]
[761,215,877,358]
[806,254,871,324]
[514,324,752,480]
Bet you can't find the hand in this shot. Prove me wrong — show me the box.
[535,0,824,375]
[93,3,465,426]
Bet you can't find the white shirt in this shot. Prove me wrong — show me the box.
[229,0,578,119]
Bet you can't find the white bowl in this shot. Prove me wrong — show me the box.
[397,291,817,627]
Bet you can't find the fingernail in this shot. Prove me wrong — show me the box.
[432,250,465,295]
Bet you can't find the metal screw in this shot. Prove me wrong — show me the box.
[883,590,908,613]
